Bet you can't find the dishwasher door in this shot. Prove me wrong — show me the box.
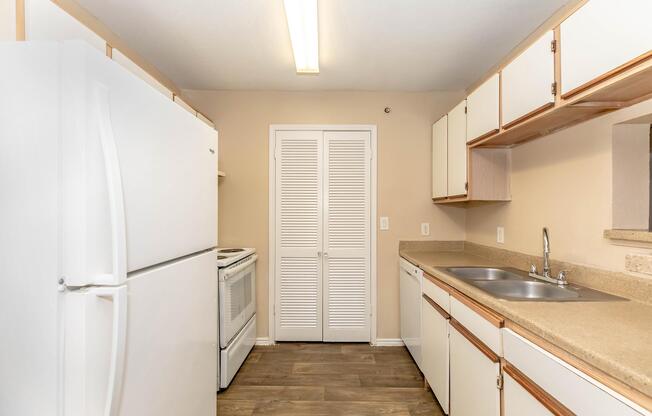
[399,258,422,368]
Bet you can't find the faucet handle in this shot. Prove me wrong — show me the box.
[529,264,538,274]
[557,270,569,284]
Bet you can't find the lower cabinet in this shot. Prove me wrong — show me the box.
[407,264,649,416]
[449,321,500,416]
[503,369,558,416]
[421,295,449,413]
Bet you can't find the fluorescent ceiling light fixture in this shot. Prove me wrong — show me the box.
[283,0,319,74]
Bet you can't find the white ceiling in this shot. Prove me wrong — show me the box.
[77,0,571,91]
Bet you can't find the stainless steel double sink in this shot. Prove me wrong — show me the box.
[438,267,623,302]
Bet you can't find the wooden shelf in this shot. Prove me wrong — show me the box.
[471,56,652,148]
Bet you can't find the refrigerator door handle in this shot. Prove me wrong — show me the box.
[93,286,128,416]
[93,84,128,286]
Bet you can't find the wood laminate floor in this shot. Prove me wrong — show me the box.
[217,343,445,416]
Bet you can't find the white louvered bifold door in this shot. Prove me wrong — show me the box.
[275,130,324,341]
[322,131,371,342]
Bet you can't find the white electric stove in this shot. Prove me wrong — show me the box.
[216,248,257,389]
[216,247,256,267]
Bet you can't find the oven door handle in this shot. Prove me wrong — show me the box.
[222,254,258,281]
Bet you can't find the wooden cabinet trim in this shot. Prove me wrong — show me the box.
[50,0,181,96]
[424,271,505,328]
[16,0,25,41]
[450,318,499,363]
[422,294,450,320]
[423,272,454,294]
[503,360,574,416]
[506,321,652,412]
[561,51,652,100]
[502,102,554,130]
[466,128,499,145]
[450,290,504,328]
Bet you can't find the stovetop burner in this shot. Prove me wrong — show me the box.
[217,255,228,260]
[219,248,245,253]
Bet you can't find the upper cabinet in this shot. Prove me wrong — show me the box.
[466,74,500,143]
[502,31,555,127]
[24,0,106,53]
[560,0,652,97]
[447,100,468,197]
[432,116,448,199]
[434,0,652,197]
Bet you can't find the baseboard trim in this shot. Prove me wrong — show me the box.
[255,337,274,346]
[374,338,404,347]
[255,337,403,346]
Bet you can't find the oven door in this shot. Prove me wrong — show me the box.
[219,255,257,348]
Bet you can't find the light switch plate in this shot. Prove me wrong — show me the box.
[380,217,389,230]
[421,223,430,236]
[497,226,505,244]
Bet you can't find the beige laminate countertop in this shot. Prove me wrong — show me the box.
[400,249,652,400]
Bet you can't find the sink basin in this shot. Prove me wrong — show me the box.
[445,267,524,281]
[438,266,624,302]
[472,280,580,300]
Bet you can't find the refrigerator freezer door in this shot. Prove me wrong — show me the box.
[118,250,217,416]
[59,41,217,286]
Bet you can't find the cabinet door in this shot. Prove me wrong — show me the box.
[447,100,467,196]
[466,74,499,143]
[421,296,449,414]
[24,0,106,53]
[502,31,555,127]
[450,322,500,416]
[504,372,556,416]
[432,116,448,199]
[560,0,652,97]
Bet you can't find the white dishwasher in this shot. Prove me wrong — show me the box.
[400,257,423,368]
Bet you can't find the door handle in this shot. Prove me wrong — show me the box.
[93,286,128,416]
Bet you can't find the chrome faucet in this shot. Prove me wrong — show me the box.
[529,227,568,285]
[542,227,551,278]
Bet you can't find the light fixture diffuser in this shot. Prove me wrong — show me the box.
[283,0,319,74]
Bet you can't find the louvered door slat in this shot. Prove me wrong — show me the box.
[323,131,371,342]
[275,130,323,341]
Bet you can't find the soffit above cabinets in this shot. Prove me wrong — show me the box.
[74,0,571,91]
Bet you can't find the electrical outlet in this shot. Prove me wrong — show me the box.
[496,226,505,244]
[421,223,430,236]
[380,217,389,230]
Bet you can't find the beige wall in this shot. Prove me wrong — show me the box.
[183,90,467,340]
[466,97,652,274]
[612,124,649,230]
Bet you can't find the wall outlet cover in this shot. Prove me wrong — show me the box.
[421,223,430,236]
[380,217,389,230]
[497,226,505,244]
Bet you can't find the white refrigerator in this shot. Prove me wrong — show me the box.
[0,41,218,416]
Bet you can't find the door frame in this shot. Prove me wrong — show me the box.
[268,124,378,345]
